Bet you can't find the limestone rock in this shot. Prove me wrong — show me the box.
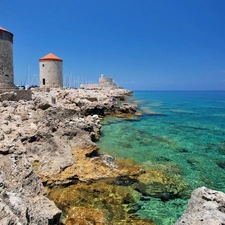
[1,124,11,134]
[0,88,137,223]
[36,101,52,110]
[175,187,225,225]
[116,103,137,114]
[0,152,61,224]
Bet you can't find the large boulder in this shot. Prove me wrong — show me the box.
[175,187,225,225]
[0,152,61,225]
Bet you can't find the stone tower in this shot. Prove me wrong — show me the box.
[0,26,16,89]
[39,53,63,88]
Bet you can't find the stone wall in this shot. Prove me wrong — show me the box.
[0,90,32,101]
[99,77,114,86]
[80,84,101,89]
[99,77,123,89]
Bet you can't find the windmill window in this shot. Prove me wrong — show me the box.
[42,64,44,67]
[43,79,45,85]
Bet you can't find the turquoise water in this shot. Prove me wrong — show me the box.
[98,91,225,224]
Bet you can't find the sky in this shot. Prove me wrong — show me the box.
[1,0,225,90]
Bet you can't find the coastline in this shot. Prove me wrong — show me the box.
[0,88,153,224]
[1,88,224,224]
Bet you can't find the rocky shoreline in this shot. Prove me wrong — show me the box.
[0,88,143,224]
[1,88,225,224]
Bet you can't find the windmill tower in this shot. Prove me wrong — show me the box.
[39,53,63,88]
[0,26,16,89]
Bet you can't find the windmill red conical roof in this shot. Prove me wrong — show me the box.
[39,53,63,62]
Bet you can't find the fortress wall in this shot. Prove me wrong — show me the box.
[99,78,116,87]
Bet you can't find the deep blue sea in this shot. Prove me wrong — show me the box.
[98,91,225,225]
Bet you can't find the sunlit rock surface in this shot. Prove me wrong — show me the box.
[0,151,61,224]
[175,187,225,225]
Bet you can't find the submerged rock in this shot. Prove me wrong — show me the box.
[114,175,138,186]
[46,157,192,224]
[47,180,155,225]
[65,207,109,225]
[133,169,189,201]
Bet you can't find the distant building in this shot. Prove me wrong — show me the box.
[39,53,63,88]
[0,26,16,89]
[80,74,123,90]
[99,74,118,88]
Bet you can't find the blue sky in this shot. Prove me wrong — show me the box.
[1,0,225,90]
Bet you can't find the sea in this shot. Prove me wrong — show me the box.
[97,91,225,225]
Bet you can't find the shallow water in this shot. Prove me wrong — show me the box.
[98,91,225,224]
